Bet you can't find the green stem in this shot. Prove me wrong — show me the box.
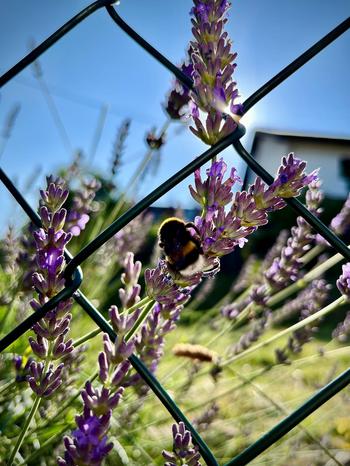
[28,373,99,438]
[227,366,344,466]
[127,366,271,435]
[302,249,346,282]
[226,243,349,330]
[37,298,155,432]
[0,379,16,396]
[299,244,325,264]
[99,119,171,235]
[269,245,349,305]
[24,423,74,463]
[8,338,54,465]
[222,296,345,367]
[8,395,42,465]
[73,296,152,347]
[125,301,155,341]
[295,346,350,365]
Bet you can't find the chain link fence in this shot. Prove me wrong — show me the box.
[0,2,349,464]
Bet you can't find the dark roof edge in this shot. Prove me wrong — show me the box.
[251,129,350,152]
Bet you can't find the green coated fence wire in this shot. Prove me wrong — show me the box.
[0,3,349,465]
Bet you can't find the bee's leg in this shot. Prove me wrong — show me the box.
[185,222,201,236]
[202,258,221,277]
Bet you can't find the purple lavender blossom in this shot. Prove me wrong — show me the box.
[162,421,202,466]
[165,52,193,120]
[275,279,331,364]
[145,262,191,306]
[189,157,241,210]
[263,180,322,290]
[230,310,271,355]
[318,193,350,245]
[272,279,329,325]
[337,263,350,299]
[111,118,131,176]
[332,311,350,342]
[28,362,64,398]
[331,194,350,237]
[58,331,132,465]
[263,218,312,290]
[65,178,101,237]
[189,156,317,275]
[189,0,243,145]
[221,296,251,321]
[13,356,34,383]
[119,252,142,309]
[193,402,219,431]
[124,302,182,393]
[266,154,318,199]
[58,410,114,466]
[260,230,289,271]
[28,177,74,398]
[17,223,42,291]
[59,255,141,465]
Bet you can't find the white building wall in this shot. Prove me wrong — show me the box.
[248,134,350,198]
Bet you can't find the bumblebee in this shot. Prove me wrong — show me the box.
[158,217,210,277]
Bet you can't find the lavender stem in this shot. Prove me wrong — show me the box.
[299,243,326,265]
[73,296,153,348]
[227,366,343,466]
[8,395,42,465]
[224,242,350,330]
[125,301,155,341]
[95,118,171,236]
[9,339,55,464]
[223,296,345,367]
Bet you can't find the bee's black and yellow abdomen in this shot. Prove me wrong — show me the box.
[166,239,201,271]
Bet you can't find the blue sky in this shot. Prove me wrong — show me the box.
[0,0,349,233]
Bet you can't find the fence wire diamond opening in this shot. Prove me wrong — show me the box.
[0,2,349,465]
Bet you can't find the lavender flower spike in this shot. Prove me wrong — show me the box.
[58,411,113,466]
[165,52,193,121]
[28,176,74,398]
[332,311,350,342]
[331,194,350,237]
[267,153,318,200]
[145,262,190,306]
[119,252,142,309]
[59,332,132,465]
[337,263,350,299]
[59,254,142,465]
[66,178,101,237]
[162,422,202,466]
[265,180,323,291]
[186,154,317,284]
[189,0,243,145]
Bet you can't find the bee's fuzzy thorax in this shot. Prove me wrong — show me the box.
[158,217,186,238]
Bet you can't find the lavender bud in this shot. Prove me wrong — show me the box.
[162,421,202,466]
[337,263,350,299]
